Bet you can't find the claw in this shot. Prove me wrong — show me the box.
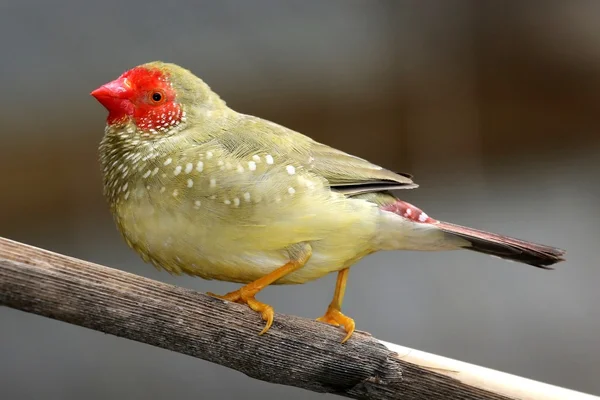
[204,256,310,338]
[316,314,340,326]
[207,291,242,303]
[317,307,355,343]
[207,289,274,335]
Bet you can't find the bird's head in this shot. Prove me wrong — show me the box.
[91,61,223,137]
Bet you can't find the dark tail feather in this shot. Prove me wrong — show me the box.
[436,221,566,269]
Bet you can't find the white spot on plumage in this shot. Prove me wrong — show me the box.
[206,151,213,159]
[161,173,167,178]
[217,160,224,166]
[194,200,201,209]
[173,189,179,197]
[248,161,257,171]
[224,199,231,205]
[210,178,216,188]
[297,176,316,189]
[266,154,274,165]
[286,165,296,175]
[124,191,130,200]
[196,161,204,172]
[252,155,261,162]
[187,179,194,188]
[164,158,172,166]
[160,186,166,193]
[236,165,244,173]
[209,195,216,199]
[243,192,251,202]
[185,163,193,174]
[233,197,240,207]
[287,187,296,195]
[418,212,428,222]
[174,165,182,176]
[152,167,159,176]
[122,183,128,192]
[406,208,412,216]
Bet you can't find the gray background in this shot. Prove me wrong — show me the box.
[1,1,599,399]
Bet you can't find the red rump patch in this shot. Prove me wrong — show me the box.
[381,200,437,223]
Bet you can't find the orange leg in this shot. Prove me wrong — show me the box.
[317,268,355,343]
[207,258,306,336]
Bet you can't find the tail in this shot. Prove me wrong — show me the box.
[378,199,566,269]
[436,221,565,269]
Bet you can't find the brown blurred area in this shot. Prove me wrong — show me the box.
[1,1,599,399]
[2,2,599,232]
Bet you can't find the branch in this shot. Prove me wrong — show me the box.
[0,236,595,400]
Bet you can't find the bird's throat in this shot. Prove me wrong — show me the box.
[99,125,156,207]
[100,98,135,126]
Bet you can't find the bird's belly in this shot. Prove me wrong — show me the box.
[122,219,372,284]
[169,246,371,285]
[114,190,378,284]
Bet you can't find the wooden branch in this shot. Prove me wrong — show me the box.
[0,236,596,400]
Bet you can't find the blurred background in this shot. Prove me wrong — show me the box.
[1,0,599,398]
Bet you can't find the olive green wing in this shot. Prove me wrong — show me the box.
[219,114,418,196]
[307,141,418,196]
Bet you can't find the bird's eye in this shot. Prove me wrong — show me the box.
[149,90,166,104]
[151,92,163,102]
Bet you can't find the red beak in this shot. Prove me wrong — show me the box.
[91,78,134,117]
[91,78,132,100]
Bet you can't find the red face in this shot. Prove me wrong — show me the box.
[91,67,183,133]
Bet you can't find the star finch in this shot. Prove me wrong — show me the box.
[91,61,565,343]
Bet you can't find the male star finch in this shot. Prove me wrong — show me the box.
[91,61,565,343]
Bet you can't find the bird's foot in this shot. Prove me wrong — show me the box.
[316,307,355,343]
[207,288,274,335]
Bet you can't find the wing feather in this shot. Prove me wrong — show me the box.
[308,142,418,195]
[220,114,418,196]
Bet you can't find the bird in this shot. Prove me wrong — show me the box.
[91,61,566,343]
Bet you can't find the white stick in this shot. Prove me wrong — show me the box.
[380,340,598,400]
